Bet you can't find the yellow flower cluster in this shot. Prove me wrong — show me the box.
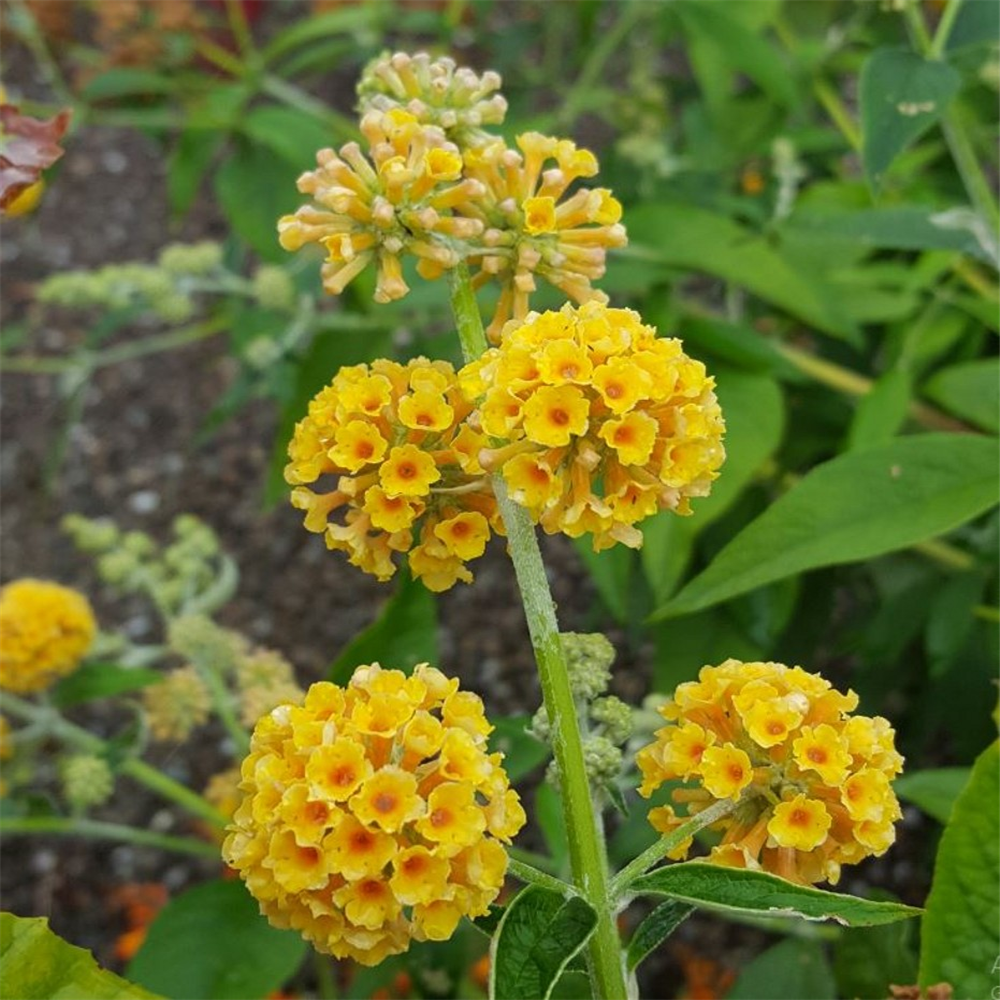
[636,659,904,886]
[285,357,500,591]
[457,134,627,340]
[0,579,96,694]
[357,51,507,138]
[280,53,626,333]
[460,301,725,551]
[278,108,484,303]
[223,664,525,965]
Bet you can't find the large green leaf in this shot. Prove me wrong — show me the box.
[626,900,694,971]
[728,939,836,999]
[0,912,160,999]
[489,886,598,1000]
[627,204,859,342]
[895,768,971,825]
[652,434,999,620]
[240,105,334,169]
[787,207,995,263]
[919,741,999,997]
[833,903,919,1000]
[922,359,1000,433]
[847,368,912,452]
[629,862,921,926]
[214,143,301,261]
[328,569,438,685]
[127,880,306,1000]
[53,662,162,708]
[859,48,961,193]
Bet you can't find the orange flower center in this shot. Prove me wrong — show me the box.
[767,721,785,736]
[297,846,320,865]
[789,808,810,827]
[373,792,397,814]
[727,763,745,782]
[355,440,375,460]
[396,462,417,480]
[331,765,357,787]
[807,747,828,764]
[604,382,623,399]
[351,829,374,850]
[430,807,451,828]
[549,408,569,426]
[306,801,330,824]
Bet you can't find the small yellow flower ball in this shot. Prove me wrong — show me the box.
[0,579,96,694]
[223,664,525,965]
[462,301,725,551]
[636,659,904,886]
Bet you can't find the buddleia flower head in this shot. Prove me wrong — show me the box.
[286,357,500,592]
[0,579,96,694]
[461,301,725,551]
[223,664,525,965]
[636,659,904,886]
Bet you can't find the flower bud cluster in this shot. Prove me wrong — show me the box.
[279,109,484,304]
[63,514,230,617]
[233,646,304,729]
[0,579,96,694]
[142,664,212,742]
[223,664,525,965]
[461,301,726,550]
[281,52,625,333]
[286,357,500,591]
[358,51,507,140]
[636,659,904,886]
[60,754,115,813]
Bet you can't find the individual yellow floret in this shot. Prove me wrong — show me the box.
[635,659,905,886]
[285,358,501,591]
[0,579,96,694]
[223,664,524,965]
[462,301,725,551]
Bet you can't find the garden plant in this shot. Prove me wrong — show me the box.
[0,3,998,1000]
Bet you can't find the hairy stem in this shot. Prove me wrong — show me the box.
[447,264,628,1000]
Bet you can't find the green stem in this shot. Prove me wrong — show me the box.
[260,75,360,143]
[0,816,221,859]
[929,0,965,59]
[904,0,1000,236]
[556,2,646,129]
[609,796,741,901]
[812,78,862,152]
[508,858,578,897]
[0,693,228,828]
[2,317,227,375]
[508,844,562,874]
[313,953,338,1000]
[447,265,628,1000]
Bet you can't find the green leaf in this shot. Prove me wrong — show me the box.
[895,768,971,824]
[167,130,223,219]
[642,369,785,603]
[629,862,921,926]
[847,368,912,451]
[922,359,1000,433]
[213,143,301,262]
[327,570,438,685]
[859,48,961,193]
[489,886,598,1000]
[919,741,999,997]
[127,880,306,1000]
[728,939,836,999]
[674,1,796,108]
[489,715,549,782]
[573,541,635,624]
[925,571,987,678]
[787,207,996,264]
[81,68,174,102]
[240,105,334,169]
[0,912,161,999]
[52,662,163,708]
[676,316,804,382]
[261,7,382,63]
[626,900,694,971]
[652,435,999,620]
[833,900,919,1000]
[628,204,860,342]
